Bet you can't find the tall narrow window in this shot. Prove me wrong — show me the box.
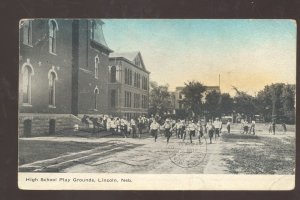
[111,90,116,108]
[129,92,132,107]
[49,20,58,54]
[134,72,137,87]
[90,21,96,40]
[111,66,116,83]
[125,68,128,84]
[22,66,32,104]
[23,20,32,46]
[146,77,148,90]
[129,70,132,85]
[124,92,127,107]
[95,56,99,79]
[49,72,56,106]
[94,87,99,110]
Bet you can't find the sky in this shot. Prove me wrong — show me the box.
[102,19,296,96]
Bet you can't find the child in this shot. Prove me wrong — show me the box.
[206,120,215,144]
[226,121,231,133]
[150,119,160,142]
[163,118,172,144]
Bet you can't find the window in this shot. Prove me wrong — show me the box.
[137,74,141,88]
[134,94,140,108]
[124,92,127,107]
[125,91,132,107]
[90,21,96,40]
[124,68,127,84]
[95,56,99,79]
[23,119,32,137]
[129,92,132,107]
[49,72,56,106]
[133,72,137,87]
[94,87,99,110]
[22,65,33,104]
[142,76,148,90]
[125,68,132,85]
[142,76,145,90]
[23,20,32,46]
[111,90,116,108]
[129,70,132,85]
[142,95,148,109]
[49,20,58,54]
[111,66,116,83]
[145,77,148,90]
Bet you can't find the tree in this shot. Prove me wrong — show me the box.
[280,84,295,123]
[256,85,273,122]
[148,81,172,116]
[232,86,255,120]
[256,83,295,123]
[181,81,206,117]
[204,91,234,119]
[204,90,222,119]
[220,93,234,116]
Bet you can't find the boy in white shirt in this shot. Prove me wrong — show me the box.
[226,121,231,133]
[163,118,172,143]
[206,120,215,144]
[150,120,160,142]
[213,118,222,138]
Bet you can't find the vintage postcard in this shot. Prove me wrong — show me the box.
[18,19,296,190]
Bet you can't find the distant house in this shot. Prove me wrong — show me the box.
[108,51,150,119]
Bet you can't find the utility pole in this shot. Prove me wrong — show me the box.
[219,74,221,92]
[272,87,277,122]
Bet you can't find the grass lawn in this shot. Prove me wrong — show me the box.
[222,133,295,174]
[19,140,103,165]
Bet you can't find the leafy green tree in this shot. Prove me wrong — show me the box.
[256,85,273,121]
[281,84,296,124]
[281,84,295,114]
[204,90,222,118]
[232,86,255,120]
[148,81,172,116]
[204,92,234,118]
[255,83,295,123]
[181,81,206,117]
[220,93,234,116]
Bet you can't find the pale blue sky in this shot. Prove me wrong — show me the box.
[102,19,296,95]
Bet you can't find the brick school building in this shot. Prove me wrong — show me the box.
[19,19,150,137]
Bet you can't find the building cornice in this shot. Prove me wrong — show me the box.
[109,57,150,74]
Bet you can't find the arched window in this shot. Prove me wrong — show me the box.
[22,65,33,104]
[23,20,32,46]
[111,66,116,83]
[94,87,99,110]
[90,21,96,40]
[49,72,56,106]
[95,56,99,79]
[49,20,58,54]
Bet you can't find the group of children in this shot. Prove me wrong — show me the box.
[81,114,149,138]
[149,117,225,144]
[240,120,256,135]
[268,122,287,134]
[81,114,233,144]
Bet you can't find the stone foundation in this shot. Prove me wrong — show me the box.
[18,114,82,137]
